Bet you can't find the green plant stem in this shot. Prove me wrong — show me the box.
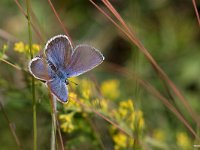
[32,76,37,150]
[51,95,57,150]
[25,0,37,150]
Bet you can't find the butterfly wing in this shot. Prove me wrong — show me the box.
[66,45,104,77]
[29,56,55,81]
[45,35,73,69]
[47,77,68,103]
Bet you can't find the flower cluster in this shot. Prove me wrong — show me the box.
[113,132,133,150]
[58,78,145,149]
[59,112,75,133]
[110,99,144,149]
[14,42,40,55]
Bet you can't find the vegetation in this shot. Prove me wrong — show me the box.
[0,0,200,149]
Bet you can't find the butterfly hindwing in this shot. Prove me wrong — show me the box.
[29,57,54,81]
[47,77,68,103]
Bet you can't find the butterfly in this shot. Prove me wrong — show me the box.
[29,35,104,103]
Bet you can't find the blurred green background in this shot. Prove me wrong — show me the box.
[0,0,200,149]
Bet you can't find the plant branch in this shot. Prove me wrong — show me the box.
[25,0,37,150]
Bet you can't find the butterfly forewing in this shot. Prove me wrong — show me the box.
[66,45,104,77]
[45,35,73,69]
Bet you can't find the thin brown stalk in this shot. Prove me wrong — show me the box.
[192,0,200,27]
[56,120,65,150]
[0,101,22,149]
[90,0,200,125]
[14,0,44,43]
[0,58,22,70]
[14,0,26,16]
[47,0,73,46]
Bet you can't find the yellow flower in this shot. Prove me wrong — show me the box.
[118,107,128,117]
[100,99,108,112]
[101,79,120,100]
[14,42,25,53]
[128,112,135,130]
[59,114,72,122]
[80,79,93,99]
[176,132,191,150]
[152,129,166,142]
[113,132,127,149]
[32,44,40,53]
[25,44,41,54]
[82,89,91,99]
[120,99,134,109]
[14,42,40,54]
[59,113,75,133]
[136,110,144,130]
[118,99,134,117]
[112,99,144,136]
[60,122,74,133]
[68,92,77,100]
[3,44,8,50]
[81,79,92,89]
[64,92,80,108]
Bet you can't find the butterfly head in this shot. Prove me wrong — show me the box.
[65,79,69,85]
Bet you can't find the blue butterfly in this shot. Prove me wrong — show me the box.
[29,35,104,103]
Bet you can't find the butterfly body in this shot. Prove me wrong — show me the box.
[29,35,104,103]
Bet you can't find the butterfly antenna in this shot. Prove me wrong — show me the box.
[68,80,78,86]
